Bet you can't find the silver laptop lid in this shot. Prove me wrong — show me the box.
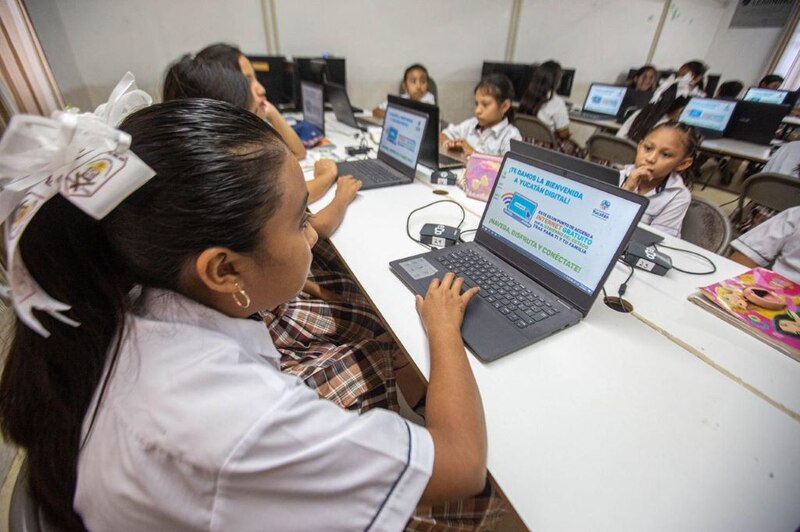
[376,103,429,177]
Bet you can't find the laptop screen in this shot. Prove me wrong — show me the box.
[378,104,427,170]
[743,87,788,105]
[583,84,627,116]
[678,97,736,132]
[479,155,642,295]
[301,82,325,132]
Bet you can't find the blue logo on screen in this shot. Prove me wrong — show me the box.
[387,127,399,144]
[503,193,537,228]
[689,109,703,118]
[591,96,602,104]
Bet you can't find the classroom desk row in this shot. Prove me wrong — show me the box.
[569,114,773,164]
[304,114,800,531]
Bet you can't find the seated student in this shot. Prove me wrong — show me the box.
[0,99,503,530]
[518,60,571,140]
[619,121,700,238]
[194,43,306,160]
[759,74,785,90]
[163,55,343,213]
[616,68,696,141]
[163,56,415,414]
[677,60,709,97]
[716,80,744,100]
[439,72,522,155]
[373,63,436,118]
[730,206,800,283]
[628,65,658,93]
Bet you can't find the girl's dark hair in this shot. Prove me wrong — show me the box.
[475,73,515,121]
[518,63,559,116]
[760,74,784,87]
[196,42,244,72]
[0,99,289,530]
[645,120,702,188]
[403,63,429,84]
[681,60,708,79]
[163,54,252,110]
[716,80,744,100]
[626,81,690,143]
[629,65,657,91]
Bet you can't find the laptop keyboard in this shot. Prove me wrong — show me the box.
[574,111,614,121]
[337,160,399,184]
[437,248,560,329]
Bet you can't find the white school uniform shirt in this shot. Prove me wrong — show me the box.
[378,91,436,110]
[536,95,570,132]
[763,141,800,177]
[619,164,691,238]
[74,289,433,531]
[442,117,522,155]
[730,206,800,283]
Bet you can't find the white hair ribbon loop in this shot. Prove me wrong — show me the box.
[0,72,155,337]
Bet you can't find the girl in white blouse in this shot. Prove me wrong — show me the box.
[0,99,491,531]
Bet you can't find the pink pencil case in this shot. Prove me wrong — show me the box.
[463,153,503,202]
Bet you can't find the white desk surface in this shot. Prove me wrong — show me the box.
[568,113,623,132]
[300,116,800,531]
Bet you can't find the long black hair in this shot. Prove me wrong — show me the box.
[163,54,252,109]
[475,73,515,121]
[518,62,560,116]
[626,82,689,143]
[0,99,289,530]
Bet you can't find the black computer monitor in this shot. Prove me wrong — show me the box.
[246,55,293,105]
[726,101,791,145]
[627,68,638,82]
[556,69,575,97]
[481,61,534,102]
[704,74,721,99]
[294,57,347,103]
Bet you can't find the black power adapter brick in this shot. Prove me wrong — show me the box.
[420,223,460,248]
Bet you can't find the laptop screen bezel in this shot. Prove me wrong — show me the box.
[387,95,440,170]
[582,83,628,116]
[325,82,360,130]
[474,151,648,316]
[376,103,429,177]
[678,97,737,136]
[300,81,325,135]
[743,86,789,105]
[509,139,619,186]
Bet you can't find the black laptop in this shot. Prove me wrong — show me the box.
[325,82,382,130]
[572,83,628,121]
[617,90,653,122]
[509,139,661,246]
[725,101,791,146]
[387,95,463,170]
[390,150,648,361]
[336,103,428,190]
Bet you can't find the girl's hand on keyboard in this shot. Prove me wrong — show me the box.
[416,272,479,338]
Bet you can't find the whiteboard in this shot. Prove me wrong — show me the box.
[651,0,729,70]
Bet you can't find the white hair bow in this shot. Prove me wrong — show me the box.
[0,72,155,337]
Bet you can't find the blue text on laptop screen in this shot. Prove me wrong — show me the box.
[678,98,736,132]
[743,87,788,105]
[379,105,426,169]
[301,83,324,131]
[583,85,627,115]
[480,158,640,294]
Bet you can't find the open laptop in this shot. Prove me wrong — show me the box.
[390,150,648,361]
[743,87,791,105]
[509,139,662,246]
[325,82,382,130]
[677,97,737,139]
[300,81,325,136]
[725,101,791,146]
[572,84,628,121]
[336,103,428,190]
[387,95,463,170]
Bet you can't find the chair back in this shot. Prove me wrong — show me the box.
[586,133,637,167]
[681,195,732,254]
[730,172,800,226]
[513,114,556,147]
[9,461,59,532]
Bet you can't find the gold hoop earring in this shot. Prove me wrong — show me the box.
[232,283,251,309]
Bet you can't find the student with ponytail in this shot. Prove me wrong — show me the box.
[518,60,571,139]
[0,96,503,530]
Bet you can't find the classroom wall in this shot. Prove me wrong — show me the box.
[23,0,790,126]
